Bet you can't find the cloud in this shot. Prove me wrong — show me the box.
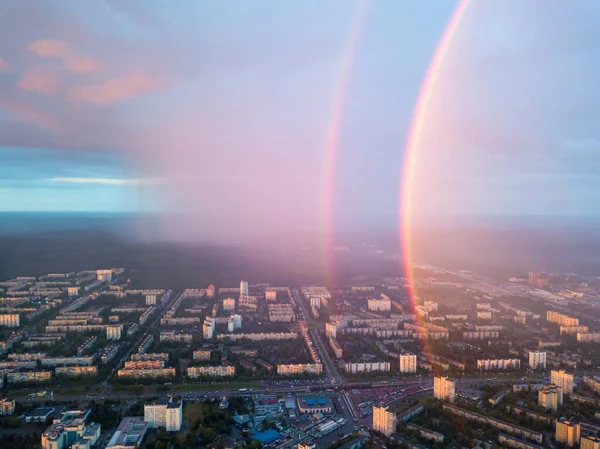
[0,56,9,72]
[0,98,57,129]
[17,69,58,94]
[67,72,165,104]
[27,39,100,73]
[49,176,162,186]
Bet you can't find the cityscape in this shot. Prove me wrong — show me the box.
[3,0,600,449]
[0,263,600,448]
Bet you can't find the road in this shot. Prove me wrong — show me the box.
[291,287,344,385]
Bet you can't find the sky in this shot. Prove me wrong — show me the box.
[2,1,600,239]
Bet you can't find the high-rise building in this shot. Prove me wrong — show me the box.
[144,398,182,431]
[434,376,455,403]
[373,405,396,436]
[67,287,79,297]
[551,370,574,395]
[399,354,417,373]
[555,420,580,447]
[528,351,546,370]
[538,384,563,411]
[203,317,215,339]
[240,280,249,296]
[581,436,600,449]
[146,295,157,306]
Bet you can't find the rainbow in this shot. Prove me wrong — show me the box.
[400,0,471,353]
[322,0,370,288]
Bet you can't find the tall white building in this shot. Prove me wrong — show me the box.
[528,351,547,370]
[373,405,396,436]
[207,284,216,298]
[203,317,215,339]
[399,354,417,373]
[144,398,182,431]
[434,376,456,403]
[551,369,574,395]
[67,286,79,297]
[146,295,157,306]
[231,314,242,329]
[240,280,249,296]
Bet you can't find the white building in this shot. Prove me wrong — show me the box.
[434,376,455,403]
[231,314,242,330]
[528,351,547,370]
[144,398,182,431]
[368,298,391,312]
[477,311,492,320]
[106,325,123,341]
[203,317,215,339]
[146,295,157,306]
[373,406,396,437]
[399,353,417,373]
[67,287,79,297]
[240,280,249,296]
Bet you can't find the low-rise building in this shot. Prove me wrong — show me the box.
[107,417,147,449]
[277,363,323,375]
[187,365,235,378]
[344,362,389,374]
[117,368,175,379]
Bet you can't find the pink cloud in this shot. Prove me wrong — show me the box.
[0,57,9,72]
[27,39,100,73]
[0,98,57,129]
[68,72,164,104]
[17,69,58,94]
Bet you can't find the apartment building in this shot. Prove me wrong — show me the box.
[577,333,600,343]
[538,384,563,411]
[117,368,175,379]
[434,376,456,403]
[344,362,390,374]
[555,420,580,447]
[528,351,547,370]
[193,348,212,361]
[7,371,52,383]
[399,353,417,373]
[203,317,215,339]
[477,359,521,371]
[144,398,182,431]
[277,364,323,375]
[106,324,123,341]
[551,370,574,395]
[329,337,343,359]
[187,365,235,378]
[55,366,98,377]
[547,311,579,327]
[373,406,396,437]
[560,325,589,335]
[368,298,391,312]
[0,314,20,328]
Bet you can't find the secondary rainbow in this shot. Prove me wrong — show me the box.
[322,0,370,287]
[400,0,471,326]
